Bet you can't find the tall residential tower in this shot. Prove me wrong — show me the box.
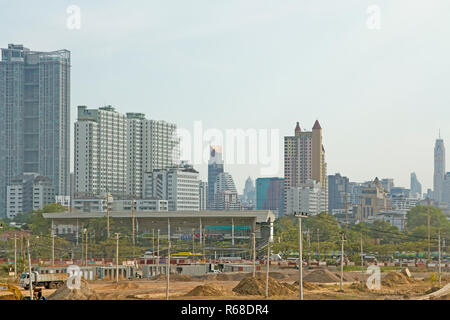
[0,44,71,216]
[284,121,328,213]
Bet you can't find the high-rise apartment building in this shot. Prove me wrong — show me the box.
[143,163,200,211]
[0,44,70,216]
[6,173,55,218]
[328,173,349,212]
[256,177,284,218]
[286,180,327,216]
[441,172,450,205]
[284,121,327,212]
[433,137,445,202]
[126,113,179,198]
[74,106,179,199]
[207,146,224,209]
[75,106,127,198]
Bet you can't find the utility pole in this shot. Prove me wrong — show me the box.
[427,198,431,262]
[152,228,155,259]
[132,199,136,263]
[438,230,442,288]
[27,239,33,300]
[52,232,55,266]
[265,238,270,298]
[115,233,120,283]
[166,218,171,300]
[106,194,110,239]
[340,233,346,292]
[360,233,364,290]
[252,232,256,277]
[86,230,88,266]
[192,228,195,254]
[157,229,160,275]
[203,228,206,260]
[14,233,17,280]
[317,228,320,262]
[265,219,274,298]
[295,212,308,300]
[81,229,84,266]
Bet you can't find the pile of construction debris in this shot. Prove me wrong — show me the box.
[232,273,296,297]
[186,284,226,297]
[303,269,341,283]
[48,279,99,300]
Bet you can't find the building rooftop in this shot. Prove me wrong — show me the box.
[43,210,275,223]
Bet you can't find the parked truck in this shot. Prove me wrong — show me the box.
[19,271,68,290]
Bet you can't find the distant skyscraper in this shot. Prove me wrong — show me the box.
[242,177,256,209]
[256,177,284,217]
[213,172,241,210]
[441,172,450,205]
[0,44,71,217]
[199,181,208,211]
[328,173,349,212]
[434,136,446,202]
[381,179,394,194]
[284,121,328,212]
[410,172,422,199]
[207,146,224,209]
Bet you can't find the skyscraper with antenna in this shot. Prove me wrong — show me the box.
[433,131,445,202]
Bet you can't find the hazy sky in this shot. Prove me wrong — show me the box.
[1,0,450,193]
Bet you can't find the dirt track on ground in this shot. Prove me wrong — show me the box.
[12,268,450,300]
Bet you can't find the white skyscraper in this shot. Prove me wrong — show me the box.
[285,180,326,216]
[126,113,179,198]
[75,106,179,199]
[143,163,200,211]
[75,106,127,198]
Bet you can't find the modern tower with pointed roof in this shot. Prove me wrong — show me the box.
[284,121,328,213]
[433,136,445,202]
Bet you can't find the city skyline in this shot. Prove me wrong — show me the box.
[1,1,450,193]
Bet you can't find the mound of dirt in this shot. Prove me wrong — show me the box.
[48,279,99,300]
[303,269,340,283]
[232,275,296,296]
[186,284,226,297]
[292,280,320,290]
[382,272,411,287]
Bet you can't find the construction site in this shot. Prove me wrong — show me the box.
[1,209,449,301]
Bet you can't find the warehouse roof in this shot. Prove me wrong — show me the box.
[43,210,275,224]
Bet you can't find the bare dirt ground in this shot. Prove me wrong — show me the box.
[13,268,450,300]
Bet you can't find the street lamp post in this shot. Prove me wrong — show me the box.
[294,212,308,301]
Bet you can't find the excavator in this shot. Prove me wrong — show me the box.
[0,283,24,300]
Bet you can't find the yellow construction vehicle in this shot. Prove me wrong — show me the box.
[0,283,23,300]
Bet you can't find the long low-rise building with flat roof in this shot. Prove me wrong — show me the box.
[43,210,275,248]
